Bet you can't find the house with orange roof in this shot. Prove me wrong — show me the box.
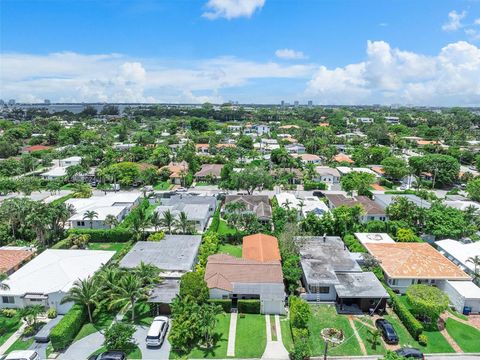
[364,242,471,294]
[0,247,36,275]
[292,153,322,165]
[242,234,281,262]
[195,143,210,155]
[332,153,354,164]
[160,161,189,185]
[416,140,442,147]
[216,143,237,149]
[21,145,52,154]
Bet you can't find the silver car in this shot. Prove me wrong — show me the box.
[145,316,169,347]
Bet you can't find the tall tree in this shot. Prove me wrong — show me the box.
[61,277,100,323]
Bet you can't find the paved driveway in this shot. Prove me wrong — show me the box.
[58,332,105,360]
[133,321,171,360]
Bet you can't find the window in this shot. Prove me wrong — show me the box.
[77,221,85,226]
[309,285,330,294]
[2,296,14,304]
[390,279,398,286]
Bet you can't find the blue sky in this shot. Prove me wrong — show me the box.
[1,0,479,105]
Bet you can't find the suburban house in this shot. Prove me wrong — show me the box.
[0,249,114,314]
[256,138,280,153]
[285,143,306,155]
[21,145,52,154]
[364,241,471,294]
[194,164,224,182]
[336,167,380,179]
[435,239,480,279]
[325,194,388,223]
[373,194,431,210]
[356,117,374,124]
[40,156,84,180]
[195,144,210,155]
[119,235,202,279]
[154,195,216,232]
[332,153,354,164]
[292,153,322,165]
[65,192,141,229]
[204,233,286,315]
[384,116,400,124]
[297,236,388,313]
[224,195,272,224]
[0,246,36,275]
[59,156,82,167]
[314,166,341,184]
[438,280,480,314]
[161,161,189,185]
[270,168,303,184]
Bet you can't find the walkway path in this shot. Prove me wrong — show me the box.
[58,331,104,360]
[348,316,367,356]
[0,321,26,355]
[226,312,237,357]
[261,315,289,360]
[443,311,480,330]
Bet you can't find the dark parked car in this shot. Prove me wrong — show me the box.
[395,348,424,359]
[88,351,126,360]
[375,318,399,344]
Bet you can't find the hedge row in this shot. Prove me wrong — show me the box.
[238,300,260,314]
[343,234,367,253]
[303,180,327,191]
[208,299,231,313]
[386,288,423,339]
[50,305,87,350]
[67,228,134,242]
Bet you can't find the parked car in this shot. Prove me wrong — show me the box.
[88,351,126,360]
[146,316,169,347]
[395,348,424,359]
[4,351,40,360]
[375,318,399,344]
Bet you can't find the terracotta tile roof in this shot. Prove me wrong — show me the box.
[195,143,209,148]
[216,143,237,148]
[194,164,224,178]
[0,249,34,274]
[23,145,52,152]
[292,153,321,161]
[204,254,283,291]
[319,122,330,127]
[332,154,354,164]
[416,140,441,146]
[365,242,471,280]
[243,234,281,262]
[161,161,188,179]
[371,166,385,175]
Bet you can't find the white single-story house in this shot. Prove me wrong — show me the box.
[439,280,480,314]
[435,239,480,280]
[0,249,114,314]
[66,192,141,229]
[314,166,341,184]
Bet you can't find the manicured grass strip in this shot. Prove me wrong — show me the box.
[154,181,172,190]
[308,305,362,356]
[170,313,230,359]
[354,319,386,355]
[6,337,34,352]
[73,310,115,342]
[279,317,294,352]
[217,220,236,236]
[217,244,242,258]
[235,314,267,358]
[270,315,277,341]
[0,316,21,348]
[384,313,454,353]
[88,242,128,253]
[446,318,480,353]
[447,308,469,321]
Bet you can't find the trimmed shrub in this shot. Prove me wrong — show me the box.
[47,308,57,319]
[303,180,327,191]
[238,300,260,314]
[386,288,423,339]
[292,327,309,343]
[50,305,87,350]
[208,299,232,313]
[289,338,311,360]
[51,238,70,249]
[1,309,16,317]
[343,234,366,253]
[67,228,133,243]
[418,334,428,346]
[289,296,311,330]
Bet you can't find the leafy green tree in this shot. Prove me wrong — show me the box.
[134,262,161,287]
[395,228,420,242]
[61,276,99,323]
[72,183,93,198]
[406,284,449,324]
[225,166,272,194]
[150,145,171,167]
[409,154,460,188]
[381,157,409,180]
[466,177,480,202]
[340,171,376,195]
[179,272,209,303]
[104,214,119,229]
[104,322,136,351]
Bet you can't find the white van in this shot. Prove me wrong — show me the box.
[4,351,40,360]
[145,316,169,347]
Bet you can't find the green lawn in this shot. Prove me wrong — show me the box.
[235,314,267,358]
[90,345,142,359]
[6,337,34,353]
[123,303,154,326]
[0,316,21,348]
[383,312,454,353]
[154,181,172,190]
[217,220,236,236]
[353,318,386,355]
[308,305,362,356]
[88,242,128,253]
[74,309,116,342]
[447,308,469,321]
[217,244,242,258]
[195,181,211,187]
[445,318,480,352]
[279,317,294,352]
[170,313,230,359]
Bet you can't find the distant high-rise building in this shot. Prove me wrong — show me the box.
[0,100,4,106]
[294,100,299,107]
[307,100,313,107]
[44,99,51,105]
[280,100,285,107]
[8,99,15,106]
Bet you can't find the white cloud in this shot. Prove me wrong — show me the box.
[202,0,265,20]
[442,10,467,31]
[306,40,480,106]
[475,18,480,25]
[275,48,307,60]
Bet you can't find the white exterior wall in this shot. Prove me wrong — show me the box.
[386,277,442,294]
[301,284,337,301]
[439,281,480,314]
[0,291,73,314]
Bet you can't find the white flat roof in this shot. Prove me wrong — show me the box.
[0,249,115,296]
[354,233,395,245]
[436,239,480,273]
[447,280,480,299]
[69,205,126,221]
[66,192,141,220]
[41,167,68,177]
[337,167,380,177]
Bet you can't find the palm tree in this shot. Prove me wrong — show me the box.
[98,265,123,300]
[467,255,480,283]
[0,272,10,290]
[83,210,98,229]
[110,273,148,322]
[150,211,163,232]
[367,329,381,350]
[61,276,100,323]
[134,262,162,287]
[161,209,175,234]
[175,211,195,234]
[282,199,292,210]
[104,215,119,229]
[72,183,93,198]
